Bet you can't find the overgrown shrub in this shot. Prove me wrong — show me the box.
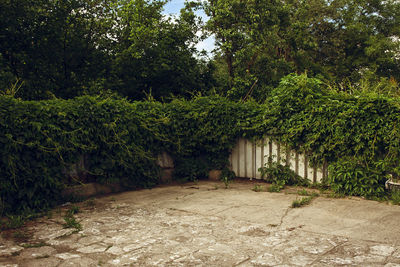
[328,158,388,198]
[259,160,309,188]
[2,73,400,214]
[0,96,167,214]
[0,95,261,215]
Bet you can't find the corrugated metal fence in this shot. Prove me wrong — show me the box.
[229,138,328,183]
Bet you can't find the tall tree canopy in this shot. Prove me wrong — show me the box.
[0,0,214,100]
[204,0,400,100]
[1,0,399,101]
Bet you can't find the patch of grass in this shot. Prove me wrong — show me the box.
[252,184,265,192]
[66,205,80,216]
[291,194,318,208]
[63,206,82,231]
[391,190,400,205]
[267,183,284,193]
[297,189,319,197]
[0,215,25,230]
[297,189,310,196]
[222,176,231,189]
[326,192,345,198]
[63,215,82,232]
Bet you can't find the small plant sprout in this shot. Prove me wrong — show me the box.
[222,176,230,189]
[63,206,82,232]
[252,184,265,192]
[391,190,400,205]
[291,193,318,208]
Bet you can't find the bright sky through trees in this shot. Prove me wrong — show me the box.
[163,0,215,55]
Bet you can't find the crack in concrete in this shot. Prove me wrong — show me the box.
[234,256,251,266]
[309,240,349,266]
[210,206,236,216]
[278,207,291,227]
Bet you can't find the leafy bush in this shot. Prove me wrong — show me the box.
[0,95,261,215]
[2,73,400,215]
[259,160,309,187]
[328,158,388,198]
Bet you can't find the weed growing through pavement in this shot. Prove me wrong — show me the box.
[252,184,265,192]
[391,190,400,205]
[291,192,319,208]
[0,215,25,230]
[297,189,319,197]
[63,206,82,232]
[222,176,231,189]
[267,182,285,193]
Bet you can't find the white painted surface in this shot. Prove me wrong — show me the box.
[229,138,327,183]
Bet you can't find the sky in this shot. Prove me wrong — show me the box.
[162,0,215,56]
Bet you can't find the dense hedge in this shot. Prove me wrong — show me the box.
[260,74,400,197]
[0,95,264,214]
[2,73,400,214]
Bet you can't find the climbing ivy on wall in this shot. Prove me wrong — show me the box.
[2,73,400,214]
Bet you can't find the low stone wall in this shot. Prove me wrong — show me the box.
[61,183,124,200]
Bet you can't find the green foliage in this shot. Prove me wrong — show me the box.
[63,214,82,232]
[291,195,316,208]
[63,205,82,231]
[297,189,311,196]
[0,215,25,230]
[2,73,400,214]
[328,158,388,198]
[252,184,265,192]
[267,183,284,193]
[0,95,165,214]
[0,94,260,214]
[220,168,235,189]
[0,0,213,101]
[391,191,400,205]
[66,205,80,216]
[204,0,290,100]
[259,160,309,187]
[204,0,400,100]
[173,156,209,182]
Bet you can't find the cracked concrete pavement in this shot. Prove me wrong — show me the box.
[1,180,400,266]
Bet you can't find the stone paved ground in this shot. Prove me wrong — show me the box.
[1,180,400,266]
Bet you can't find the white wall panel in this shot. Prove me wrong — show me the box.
[229,138,327,183]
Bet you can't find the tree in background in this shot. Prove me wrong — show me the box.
[1,0,399,101]
[0,0,215,100]
[0,0,116,99]
[204,0,400,101]
[108,0,215,100]
[204,0,290,101]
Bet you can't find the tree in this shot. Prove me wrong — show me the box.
[0,0,215,100]
[108,0,215,100]
[204,0,400,100]
[0,0,116,99]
